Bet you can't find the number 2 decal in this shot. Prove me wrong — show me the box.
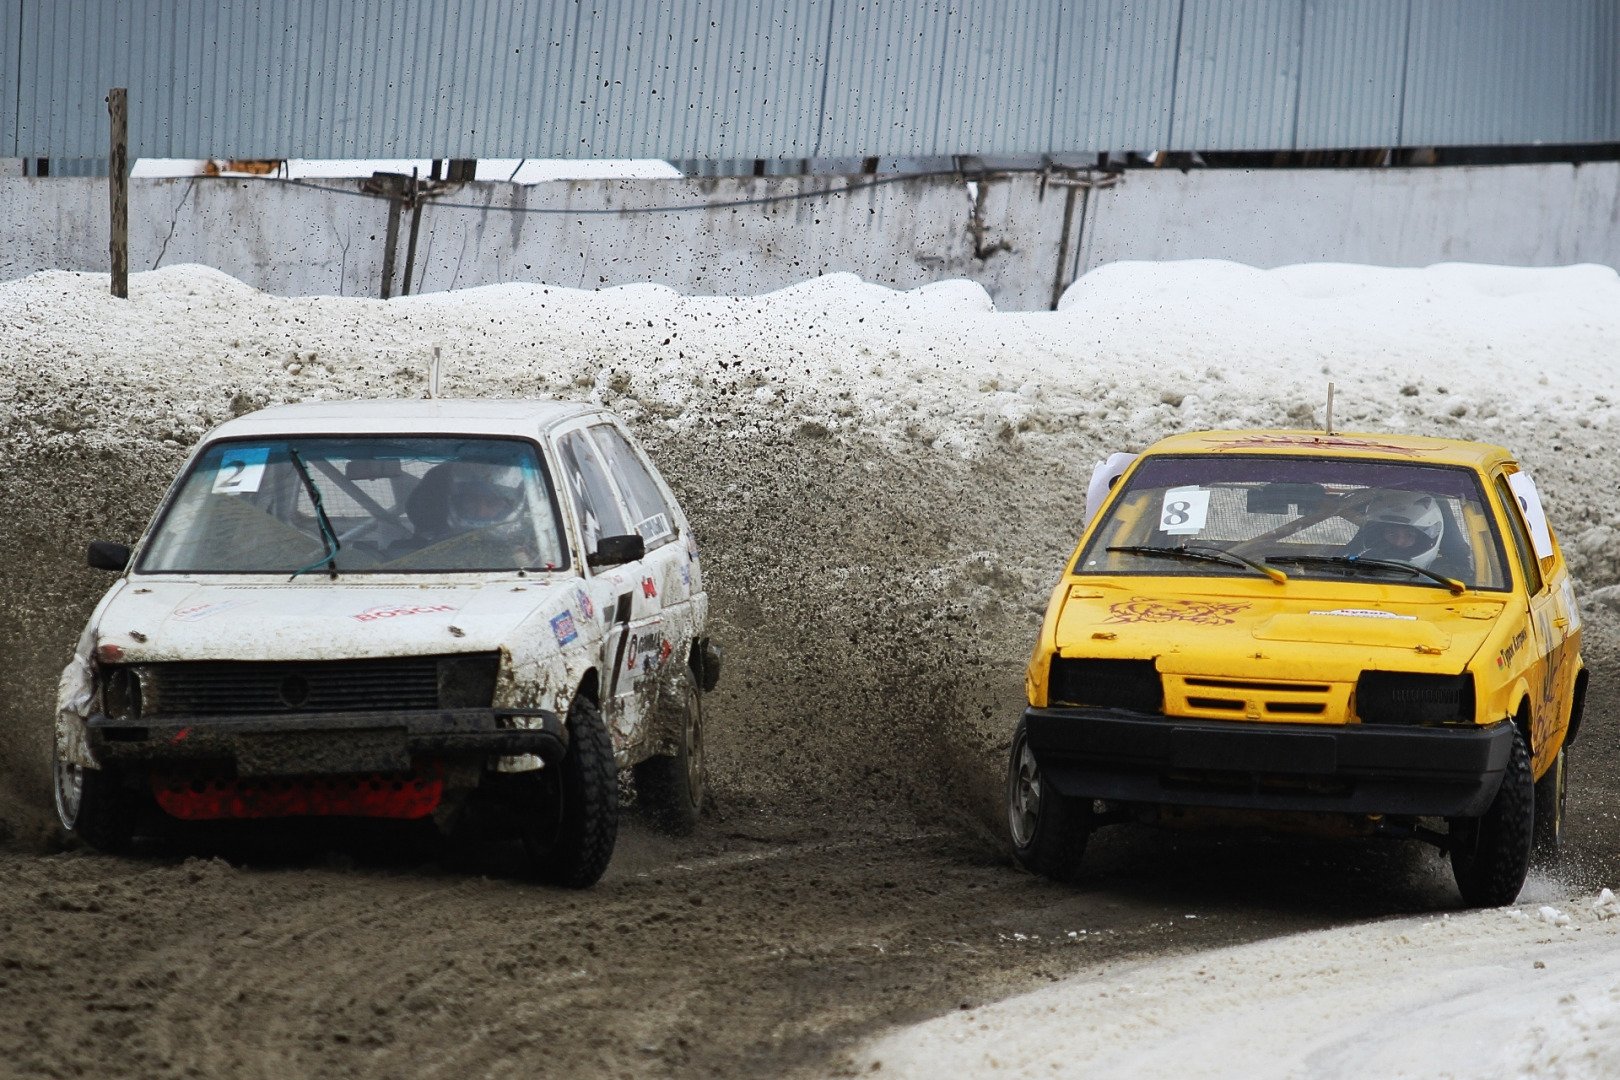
[210,445,270,494]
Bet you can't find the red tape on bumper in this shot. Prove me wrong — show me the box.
[153,763,444,820]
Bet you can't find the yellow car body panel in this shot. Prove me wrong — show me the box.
[1027,430,1583,783]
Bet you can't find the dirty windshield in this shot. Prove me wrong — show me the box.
[1076,454,1511,591]
[139,437,568,574]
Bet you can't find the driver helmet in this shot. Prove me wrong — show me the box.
[1356,490,1445,568]
[447,464,525,530]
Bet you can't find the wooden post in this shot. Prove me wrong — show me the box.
[379,174,403,299]
[107,88,128,298]
[401,167,423,296]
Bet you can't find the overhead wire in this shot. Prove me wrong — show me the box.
[263,169,964,216]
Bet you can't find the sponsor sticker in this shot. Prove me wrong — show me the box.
[636,513,674,543]
[679,562,691,586]
[210,445,270,494]
[624,626,665,672]
[574,588,596,621]
[551,611,579,646]
[171,599,252,622]
[1309,608,1417,620]
[351,603,456,623]
[641,576,658,599]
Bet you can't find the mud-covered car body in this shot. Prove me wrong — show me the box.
[57,400,716,875]
[1012,430,1584,904]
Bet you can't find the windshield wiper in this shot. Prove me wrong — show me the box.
[288,447,341,580]
[1263,553,1465,595]
[1107,544,1287,584]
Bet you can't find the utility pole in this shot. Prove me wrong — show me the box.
[107,87,128,298]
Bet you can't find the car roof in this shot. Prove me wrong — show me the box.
[202,398,602,441]
[1139,429,1517,471]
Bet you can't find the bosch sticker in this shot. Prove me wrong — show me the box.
[352,603,456,623]
[575,588,596,621]
[551,611,579,646]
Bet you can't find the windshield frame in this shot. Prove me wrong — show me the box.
[133,432,572,576]
[1073,452,1514,593]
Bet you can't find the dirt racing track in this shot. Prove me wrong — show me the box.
[4,262,1620,1077]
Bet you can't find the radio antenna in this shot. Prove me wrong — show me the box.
[1324,381,1336,435]
[430,346,441,399]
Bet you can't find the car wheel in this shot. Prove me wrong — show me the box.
[525,694,619,888]
[54,751,135,854]
[634,669,705,835]
[1531,745,1568,867]
[1449,725,1534,908]
[1006,718,1089,882]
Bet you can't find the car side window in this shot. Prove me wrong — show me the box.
[557,430,630,556]
[1494,474,1544,595]
[589,424,677,551]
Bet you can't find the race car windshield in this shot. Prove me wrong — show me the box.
[138,436,569,574]
[1075,454,1512,591]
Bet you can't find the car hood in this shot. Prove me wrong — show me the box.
[1055,579,1506,680]
[91,577,575,662]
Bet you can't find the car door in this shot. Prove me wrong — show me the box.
[1494,468,1570,770]
[583,422,694,743]
[553,422,648,756]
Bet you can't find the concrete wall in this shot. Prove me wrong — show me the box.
[3,163,1619,310]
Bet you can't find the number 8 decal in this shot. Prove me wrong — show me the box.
[1160,487,1210,535]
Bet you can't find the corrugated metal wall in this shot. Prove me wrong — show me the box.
[5,0,1618,160]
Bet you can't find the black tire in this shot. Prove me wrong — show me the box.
[1531,745,1568,867]
[54,754,136,854]
[1006,718,1090,881]
[634,669,706,835]
[1450,725,1534,908]
[524,695,618,888]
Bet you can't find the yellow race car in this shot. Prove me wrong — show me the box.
[1009,430,1585,907]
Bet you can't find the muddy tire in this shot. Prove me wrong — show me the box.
[634,669,706,835]
[1449,726,1534,908]
[54,756,136,854]
[526,695,619,888]
[1531,745,1568,867]
[1006,718,1089,882]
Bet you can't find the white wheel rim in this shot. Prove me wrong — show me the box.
[54,759,83,831]
[684,686,704,810]
[1008,738,1042,848]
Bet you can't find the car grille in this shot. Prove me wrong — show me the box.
[1048,657,1163,713]
[1356,671,1475,725]
[132,654,499,718]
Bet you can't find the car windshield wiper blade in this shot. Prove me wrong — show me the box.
[1107,544,1287,584]
[288,447,341,580]
[1263,553,1465,594]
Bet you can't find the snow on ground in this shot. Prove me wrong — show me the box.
[5,258,1620,460]
[850,888,1620,1080]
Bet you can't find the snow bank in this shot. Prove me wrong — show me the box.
[849,893,1620,1080]
[2,260,1619,837]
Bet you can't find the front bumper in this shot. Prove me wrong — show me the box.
[1025,707,1514,818]
[86,707,567,776]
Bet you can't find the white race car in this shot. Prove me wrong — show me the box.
[55,399,720,887]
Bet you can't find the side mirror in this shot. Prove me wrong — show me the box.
[87,541,132,572]
[587,533,646,568]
